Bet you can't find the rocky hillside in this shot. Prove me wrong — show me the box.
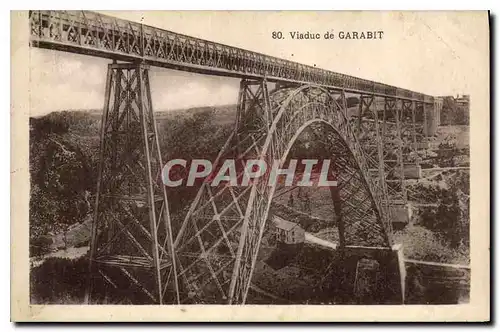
[29,112,100,256]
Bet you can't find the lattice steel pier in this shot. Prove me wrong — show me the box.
[85,63,178,304]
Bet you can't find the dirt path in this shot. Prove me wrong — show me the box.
[30,246,89,268]
[305,232,337,250]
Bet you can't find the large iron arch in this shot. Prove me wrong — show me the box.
[173,82,393,304]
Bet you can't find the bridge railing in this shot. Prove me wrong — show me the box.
[29,10,435,103]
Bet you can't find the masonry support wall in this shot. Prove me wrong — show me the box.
[348,244,407,304]
[434,97,444,127]
[424,99,441,137]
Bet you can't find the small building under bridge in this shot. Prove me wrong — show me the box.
[272,216,305,244]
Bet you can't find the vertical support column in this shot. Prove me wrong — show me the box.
[396,100,408,202]
[383,98,407,203]
[340,89,348,119]
[434,97,443,127]
[357,95,379,171]
[144,71,180,304]
[328,90,347,250]
[411,101,418,165]
[85,64,113,305]
[228,77,274,304]
[85,62,178,304]
[356,97,364,137]
[423,102,430,137]
[371,95,392,235]
[425,101,439,137]
[234,80,247,157]
[136,66,163,304]
[399,99,421,179]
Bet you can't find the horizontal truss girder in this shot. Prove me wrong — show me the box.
[29,10,435,103]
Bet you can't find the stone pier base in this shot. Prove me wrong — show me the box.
[343,244,406,304]
[390,202,413,228]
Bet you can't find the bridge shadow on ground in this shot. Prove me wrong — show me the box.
[252,243,365,304]
[29,247,468,305]
[249,242,469,305]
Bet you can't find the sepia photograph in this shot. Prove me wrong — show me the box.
[11,10,489,321]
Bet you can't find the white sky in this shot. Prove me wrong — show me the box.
[28,11,488,116]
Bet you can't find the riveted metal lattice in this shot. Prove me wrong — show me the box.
[173,82,393,304]
[86,63,179,304]
[29,10,435,103]
[26,10,445,306]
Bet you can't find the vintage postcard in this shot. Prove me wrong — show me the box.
[11,10,489,321]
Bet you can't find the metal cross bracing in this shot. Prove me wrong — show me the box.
[352,95,395,229]
[400,100,428,164]
[172,81,393,304]
[381,98,408,203]
[29,10,435,104]
[352,97,433,204]
[85,63,179,304]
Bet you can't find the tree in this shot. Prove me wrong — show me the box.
[420,189,468,249]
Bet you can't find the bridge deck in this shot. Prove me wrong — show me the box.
[29,10,434,103]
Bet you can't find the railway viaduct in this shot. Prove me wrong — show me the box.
[29,10,444,305]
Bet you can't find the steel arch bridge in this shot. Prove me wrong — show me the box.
[28,10,444,305]
[174,83,392,304]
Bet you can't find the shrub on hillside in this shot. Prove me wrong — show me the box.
[393,225,468,265]
[417,179,469,250]
[30,235,53,258]
[30,256,88,304]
